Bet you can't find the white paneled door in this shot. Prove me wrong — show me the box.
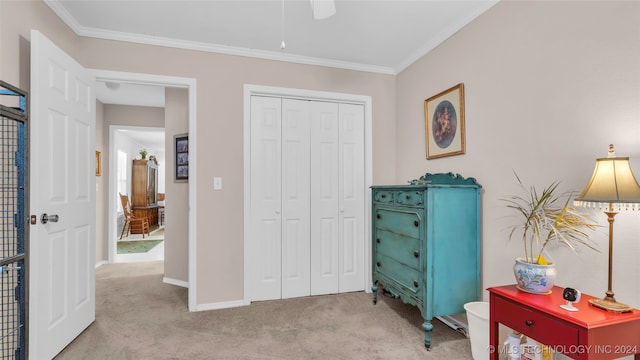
[309,101,339,295]
[250,96,283,301]
[281,99,311,298]
[309,102,365,295]
[30,30,96,359]
[250,96,364,302]
[336,103,365,293]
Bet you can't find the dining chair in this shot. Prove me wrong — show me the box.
[119,193,150,239]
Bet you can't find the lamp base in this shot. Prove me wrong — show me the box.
[589,297,634,313]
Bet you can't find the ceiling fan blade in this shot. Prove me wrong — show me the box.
[310,0,336,20]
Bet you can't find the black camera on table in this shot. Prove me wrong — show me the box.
[560,287,581,312]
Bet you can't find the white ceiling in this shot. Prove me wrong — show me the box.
[117,127,166,151]
[48,0,498,106]
[95,81,166,107]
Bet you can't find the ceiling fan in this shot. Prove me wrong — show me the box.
[281,0,336,49]
[310,0,336,20]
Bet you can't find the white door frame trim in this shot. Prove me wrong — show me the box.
[242,84,373,305]
[95,69,199,311]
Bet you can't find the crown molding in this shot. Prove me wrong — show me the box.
[44,0,396,75]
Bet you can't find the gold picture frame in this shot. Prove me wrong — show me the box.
[424,83,465,159]
[95,151,102,176]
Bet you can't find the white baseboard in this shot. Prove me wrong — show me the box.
[95,260,108,269]
[163,276,188,288]
[194,299,247,312]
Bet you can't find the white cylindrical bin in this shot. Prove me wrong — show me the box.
[464,301,489,360]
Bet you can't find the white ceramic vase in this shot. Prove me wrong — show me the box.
[513,257,556,294]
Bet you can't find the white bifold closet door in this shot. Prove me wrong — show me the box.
[250,96,365,301]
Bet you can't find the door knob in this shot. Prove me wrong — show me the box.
[40,213,59,224]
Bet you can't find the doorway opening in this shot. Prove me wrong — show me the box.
[112,125,165,263]
[93,69,198,311]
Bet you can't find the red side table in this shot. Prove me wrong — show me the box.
[489,285,640,360]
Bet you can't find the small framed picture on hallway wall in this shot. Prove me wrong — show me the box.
[95,151,102,176]
[424,83,466,160]
[174,134,188,182]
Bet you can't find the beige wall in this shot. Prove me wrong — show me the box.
[164,88,189,282]
[103,104,165,128]
[396,1,640,306]
[1,1,396,306]
[102,104,166,196]
[0,1,79,91]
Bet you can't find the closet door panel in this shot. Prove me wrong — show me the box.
[250,96,365,301]
[338,103,365,292]
[281,99,311,298]
[250,96,283,301]
[310,101,340,295]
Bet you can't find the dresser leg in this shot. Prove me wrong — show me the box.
[422,320,433,350]
[372,282,378,305]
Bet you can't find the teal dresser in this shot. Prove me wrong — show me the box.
[371,172,482,350]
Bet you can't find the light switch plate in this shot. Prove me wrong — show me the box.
[213,177,222,190]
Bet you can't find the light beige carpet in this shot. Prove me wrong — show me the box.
[55,261,473,359]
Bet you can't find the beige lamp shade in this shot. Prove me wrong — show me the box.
[573,144,640,312]
[574,148,640,210]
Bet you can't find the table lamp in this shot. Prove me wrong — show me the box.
[574,144,640,313]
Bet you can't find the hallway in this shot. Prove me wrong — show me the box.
[116,226,165,263]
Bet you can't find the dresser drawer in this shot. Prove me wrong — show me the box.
[374,229,420,270]
[395,191,424,206]
[375,254,422,296]
[374,209,421,239]
[373,190,394,203]
[494,297,578,348]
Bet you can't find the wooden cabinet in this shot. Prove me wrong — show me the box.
[131,159,159,232]
[489,285,640,360]
[371,172,482,349]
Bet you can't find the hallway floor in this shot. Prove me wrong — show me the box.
[116,226,165,263]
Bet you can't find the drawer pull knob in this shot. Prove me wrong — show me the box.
[413,280,418,288]
[376,238,380,244]
[381,194,386,198]
[376,214,381,219]
[406,195,410,200]
[413,250,419,258]
[376,261,381,267]
[413,220,419,227]
[525,320,534,326]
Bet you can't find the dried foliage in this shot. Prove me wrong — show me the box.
[503,172,600,264]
